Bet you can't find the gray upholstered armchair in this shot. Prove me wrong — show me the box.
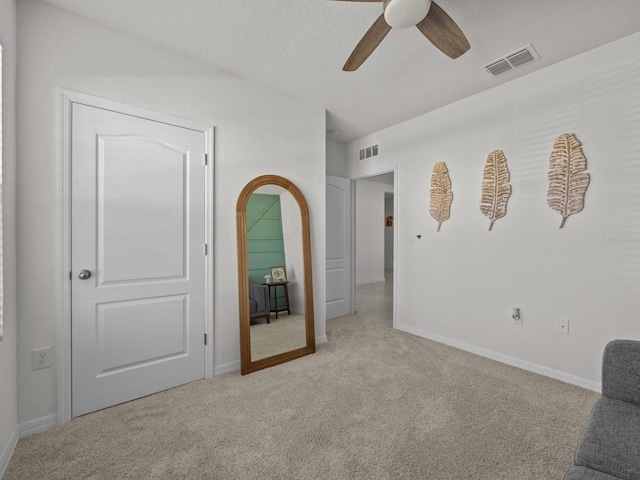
[564,339,640,480]
[249,284,270,323]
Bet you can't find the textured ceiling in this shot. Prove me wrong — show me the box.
[38,0,640,143]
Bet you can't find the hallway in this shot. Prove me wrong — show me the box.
[355,269,393,326]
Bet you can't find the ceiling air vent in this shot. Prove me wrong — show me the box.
[484,44,539,78]
[486,59,512,76]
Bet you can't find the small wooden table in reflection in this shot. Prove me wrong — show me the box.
[264,282,291,319]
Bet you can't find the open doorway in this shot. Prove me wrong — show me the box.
[354,173,395,327]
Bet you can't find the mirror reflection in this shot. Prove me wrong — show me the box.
[236,175,315,375]
[247,186,306,361]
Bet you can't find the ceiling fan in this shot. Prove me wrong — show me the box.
[337,0,470,71]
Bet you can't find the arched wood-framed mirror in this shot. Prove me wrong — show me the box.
[236,175,316,375]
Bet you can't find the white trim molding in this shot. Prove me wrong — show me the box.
[355,277,386,287]
[397,323,602,393]
[350,165,399,330]
[18,414,59,438]
[0,428,18,478]
[214,360,240,376]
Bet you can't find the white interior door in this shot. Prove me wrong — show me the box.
[326,176,352,319]
[71,103,206,417]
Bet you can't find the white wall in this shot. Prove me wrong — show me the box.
[0,0,18,474]
[16,1,326,425]
[346,31,640,388]
[355,180,393,285]
[326,138,347,177]
[280,191,304,314]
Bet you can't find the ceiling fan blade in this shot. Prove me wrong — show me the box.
[415,1,470,59]
[343,14,392,71]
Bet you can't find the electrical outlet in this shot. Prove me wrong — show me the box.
[557,319,570,335]
[32,347,52,370]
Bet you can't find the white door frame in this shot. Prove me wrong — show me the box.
[351,166,398,328]
[58,89,215,424]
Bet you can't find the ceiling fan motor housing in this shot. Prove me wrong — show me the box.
[384,0,432,29]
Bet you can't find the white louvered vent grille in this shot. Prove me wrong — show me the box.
[359,144,379,160]
[486,59,512,76]
[484,44,539,77]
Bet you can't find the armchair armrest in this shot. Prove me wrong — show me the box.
[249,284,269,314]
[602,339,640,405]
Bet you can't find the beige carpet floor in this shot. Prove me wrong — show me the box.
[4,315,597,480]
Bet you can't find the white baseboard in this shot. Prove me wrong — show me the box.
[396,323,601,393]
[316,335,328,344]
[214,360,240,376]
[18,413,59,438]
[356,277,386,286]
[0,427,18,478]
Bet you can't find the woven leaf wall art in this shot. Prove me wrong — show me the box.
[429,162,453,232]
[479,150,512,231]
[547,133,590,228]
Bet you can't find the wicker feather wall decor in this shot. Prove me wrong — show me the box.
[480,150,512,231]
[429,162,453,232]
[547,133,590,228]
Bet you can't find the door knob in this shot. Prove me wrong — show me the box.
[77,270,92,280]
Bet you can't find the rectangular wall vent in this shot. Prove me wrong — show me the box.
[359,144,379,160]
[484,44,539,78]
